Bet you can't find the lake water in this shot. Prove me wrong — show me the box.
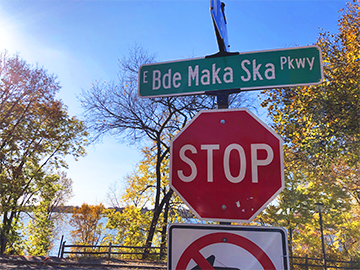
[20,212,199,257]
[20,213,112,257]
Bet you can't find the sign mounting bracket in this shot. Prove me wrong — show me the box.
[205,51,240,109]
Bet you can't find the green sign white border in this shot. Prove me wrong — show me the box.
[138,45,324,98]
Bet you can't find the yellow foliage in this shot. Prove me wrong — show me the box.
[69,203,105,248]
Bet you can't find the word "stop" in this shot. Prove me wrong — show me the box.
[177,143,274,184]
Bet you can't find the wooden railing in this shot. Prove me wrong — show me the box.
[59,241,167,260]
[291,256,359,270]
[59,242,360,270]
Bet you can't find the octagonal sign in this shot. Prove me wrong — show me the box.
[170,108,284,222]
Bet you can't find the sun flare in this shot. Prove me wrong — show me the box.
[0,8,19,52]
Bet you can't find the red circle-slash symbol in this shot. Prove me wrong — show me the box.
[176,232,276,270]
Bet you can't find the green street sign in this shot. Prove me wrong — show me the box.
[138,46,323,98]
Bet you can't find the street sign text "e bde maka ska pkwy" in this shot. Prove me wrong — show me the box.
[138,46,323,98]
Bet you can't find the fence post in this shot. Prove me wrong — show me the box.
[350,258,353,270]
[108,242,112,259]
[159,247,164,261]
[305,255,309,270]
[60,241,66,259]
[57,235,64,258]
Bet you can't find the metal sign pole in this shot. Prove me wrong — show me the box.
[204,51,240,109]
[209,1,237,223]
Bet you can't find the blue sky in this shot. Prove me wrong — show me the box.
[0,0,349,206]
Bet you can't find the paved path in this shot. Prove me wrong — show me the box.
[0,263,120,269]
[0,256,167,270]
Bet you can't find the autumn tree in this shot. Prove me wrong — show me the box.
[0,51,88,254]
[69,203,105,248]
[105,206,151,247]
[80,44,252,256]
[260,0,360,260]
[25,171,73,256]
[254,152,355,260]
[262,0,359,166]
[105,145,188,258]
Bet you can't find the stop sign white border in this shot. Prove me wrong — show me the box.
[170,108,284,223]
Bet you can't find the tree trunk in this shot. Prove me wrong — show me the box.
[0,232,6,255]
[142,189,173,259]
[0,209,21,255]
[0,212,10,255]
[159,200,169,260]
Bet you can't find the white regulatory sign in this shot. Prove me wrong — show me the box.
[168,224,290,270]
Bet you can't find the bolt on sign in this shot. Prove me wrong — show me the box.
[138,45,323,98]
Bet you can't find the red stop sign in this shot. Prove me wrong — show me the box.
[170,108,284,222]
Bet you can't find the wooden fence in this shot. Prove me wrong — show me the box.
[291,256,360,270]
[59,242,360,270]
[59,241,166,260]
